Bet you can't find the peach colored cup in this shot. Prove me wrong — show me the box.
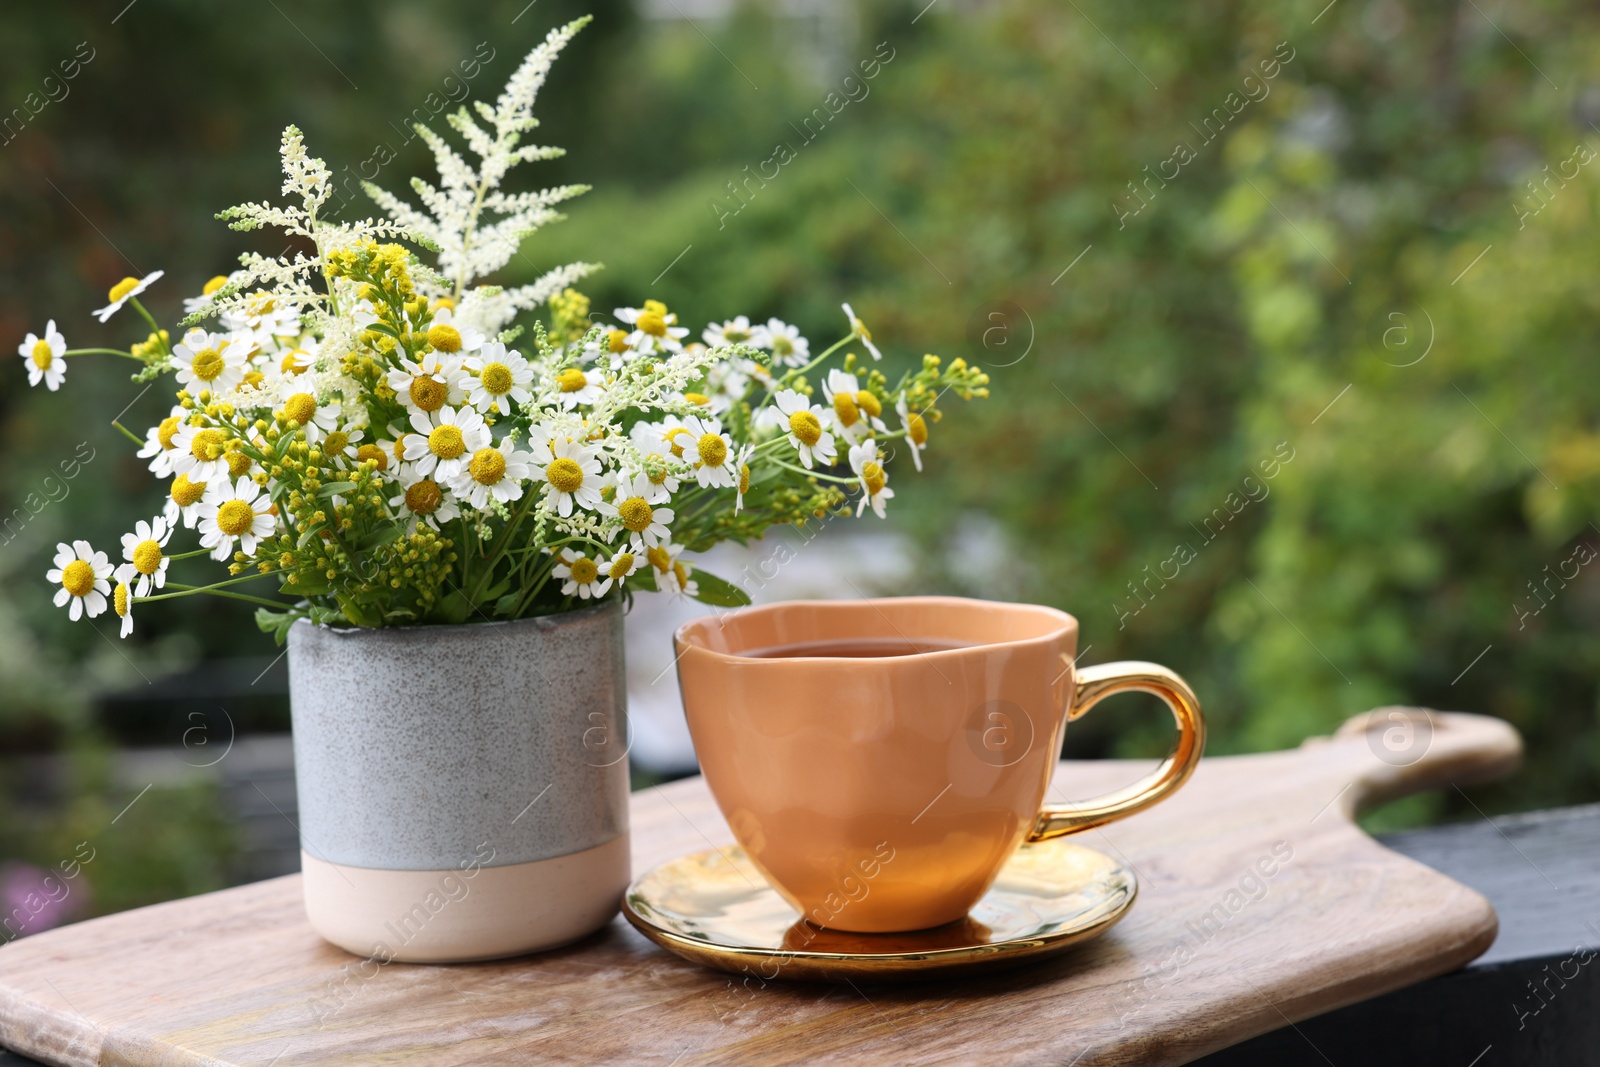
[675,596,1205,933]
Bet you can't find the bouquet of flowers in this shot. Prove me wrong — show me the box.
[24,17,988,640]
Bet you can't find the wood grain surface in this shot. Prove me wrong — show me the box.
[0,708,1520,1067]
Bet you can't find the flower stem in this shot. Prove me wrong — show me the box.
[64,348,140,360]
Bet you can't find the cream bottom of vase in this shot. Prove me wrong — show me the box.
[301,833,630,963]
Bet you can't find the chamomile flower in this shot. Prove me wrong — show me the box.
[615,300,689,354]
[841,303,882,361]
[733,443,754,513]
[276,345,316,378]
[118,516,173,597]
[318,424,368,468]
[553,552,608,599]
[93,271,163,323]
[764,389,837,469]
[848,441,894,519]
[111,578,135,638]
[462,343,534,415]
[552,365,605,409]
[897,394,928,471]
[164,473,209,530]
[402,406,489,481]
[18,320,67,391]
[628,422,684,496]
[136,409,189,478]
[703,316,759,348]
[600,546,641,594]
[182,272,239,316]
[171,329,249,394]
[646,542,697,599]
[388,465,460,532]
[682,414,736,489]
[47,540,112,621]
[426,307,486,354]
[529,434,605,516]
[170,422,237,483]
[278,387,341,444]
[452,440,535,509]
[822,369,887,442]
[603,472,675,548]
[760,318,810,368]
[197,477,276,561]
[387,351,469,414]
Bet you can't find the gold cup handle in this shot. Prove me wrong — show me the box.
[1029,661,1206,840]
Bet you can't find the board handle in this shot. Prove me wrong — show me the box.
[1029,661,1206,839]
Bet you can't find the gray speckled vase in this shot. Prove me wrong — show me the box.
[287,598,630,962]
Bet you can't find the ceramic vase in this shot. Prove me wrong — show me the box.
[287,598,630,962]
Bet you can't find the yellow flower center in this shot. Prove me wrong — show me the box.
[226,450,254,478]
[433,297,457,311]
[739,464,751,495]
[216,499,257,537]
[247,294,276,316]
[410,375,448,411]
[558,368,588,393]
[545,457,584,493]
[697,433,728,468]
[862,462,886,496]
[283,393,317,425]
[157,416,182,450]
[356,444,388,469]
[323,431,350,454]
[608,553,635,580]
[908,412,928,446]
[684,392,710,406]
[202,275,229,296]
[60,559,96,598]
[281,350,309,375]
[30,340,52,370]
[405,479,443,514]
[723,326,750,343]
[108,277,140,303]
[569,557,599,584]
[618,497,653,532]
[171,474,206,507]
[393,439,410,465]
[647,545,671,572]
[470,448,507,485]
[190,348,226,382]
[636,310,667,337]
[480,363,513,395]
[664,427,690,458]
[132,539,164,575]
[772,335,794,357]
[243,370,265,389]
[788,410,823,447]
[673,561,691,589]
[114,582,131,618]
[832,392,860,428]
[428,425,466,460]
[427,324,462,352]
[607,329,630,354]
[853,317,872,341]
[856,390,882,419]
[190,429,226,462]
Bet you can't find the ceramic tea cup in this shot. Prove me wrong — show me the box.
[675,596,1204,933]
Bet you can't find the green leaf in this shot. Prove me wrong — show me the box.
[688,568,752,608]
[337,593,382,628]
[438,589,474,625]
[318,481,357,499]
[255,608,294,646]
[357,523,404,552]
[493,592,521,617]
[629,566,659,593]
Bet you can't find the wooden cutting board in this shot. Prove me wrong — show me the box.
[0,708,1519,1067]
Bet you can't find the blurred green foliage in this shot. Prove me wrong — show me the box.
[2,0,1598,916]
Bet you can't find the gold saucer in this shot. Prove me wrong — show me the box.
[621,838,1136,982]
